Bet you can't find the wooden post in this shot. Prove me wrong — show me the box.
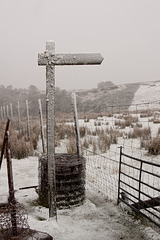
[72,93,81,156]
[0,119,10,169]
[1,106,4,121]
[10,103,13,119]
[0,119,17,236]
[46,41,56,218]
[6,130,17,236]
[26,100,30,140]
[6,105,9,118]
[3,106,6,121]
[17,101,20,132]
[38,99,45,153]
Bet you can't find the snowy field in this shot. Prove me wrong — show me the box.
[0,82,160,239]
[0,155,159,240]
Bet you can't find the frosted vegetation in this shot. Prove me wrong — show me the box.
[0,81,160,239]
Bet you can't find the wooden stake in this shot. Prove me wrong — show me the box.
[17,101,21,132]
[26,100,30,140]
[38,99,45,153]
[6,130,17,236]
[0,119,10,169]
[72,93,81,156]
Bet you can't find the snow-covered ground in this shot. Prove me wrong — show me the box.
[129,81,160,110]
[0,156,160,240]
[0,82,160,239]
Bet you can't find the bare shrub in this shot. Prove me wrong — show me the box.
[146,138,160,155]
[56,123,75,139]
[98,132,111,153]
[123,115,138,127]
[66,137,77,154]
[86,128,92,135]
[79,126,86,138]
[0,120,41,159]
[140,111,152,118]
[115,120,126,129]
[153,118,160,124]
[140,139,146,149]
[94,121,101,126]
[92,140,97,153]
[55,112,73,123]
[135,122,143,128]
[11,136,34,159]
[128,127,151,139]
[107,113,113,117]
[92,130,96,136]
[115,115,138,129]
[110,130,118,144]
[92,127,102,136]
[83,138,89,149]
[88,137,93,145]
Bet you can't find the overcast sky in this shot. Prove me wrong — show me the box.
[0,0,160,90]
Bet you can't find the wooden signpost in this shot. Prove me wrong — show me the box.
[38,41,103,217]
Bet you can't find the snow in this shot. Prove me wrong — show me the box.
[0,156,159,240]
[129,81,160,110]
[1,82,160,239]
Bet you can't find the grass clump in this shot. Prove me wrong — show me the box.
[0,120,40,159]
[141,137,160,155]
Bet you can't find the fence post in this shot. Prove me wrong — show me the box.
[3,106,6,122]
[26,100,30,140]
[17,101,21,132]
[1,106,4,121]
[10,103,13,119]
[0,119,10,169]
[0,119,17,236]
[117,146,123,204]
[6,105,9,118]
[6,130,17,236]
[72,93,81,156]
[38,99,45,153]
[138,161,143,211]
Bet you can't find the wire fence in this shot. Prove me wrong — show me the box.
[76,100,160,212]
[1,97,160,226]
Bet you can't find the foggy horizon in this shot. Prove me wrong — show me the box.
[0,0,160,91]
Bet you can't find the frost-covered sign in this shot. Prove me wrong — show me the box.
[38,41,103,217]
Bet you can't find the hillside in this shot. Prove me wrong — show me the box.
[0,80,160,115]
[75,82,140,112]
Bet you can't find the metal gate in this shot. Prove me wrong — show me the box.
[118,147,160,227]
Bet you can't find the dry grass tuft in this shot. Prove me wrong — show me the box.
[0,120,40,159]
[66,137,77,154]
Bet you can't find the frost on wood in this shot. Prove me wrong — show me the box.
[38,154,86,208]
[38,53,104,66]
[45,42,56,218]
